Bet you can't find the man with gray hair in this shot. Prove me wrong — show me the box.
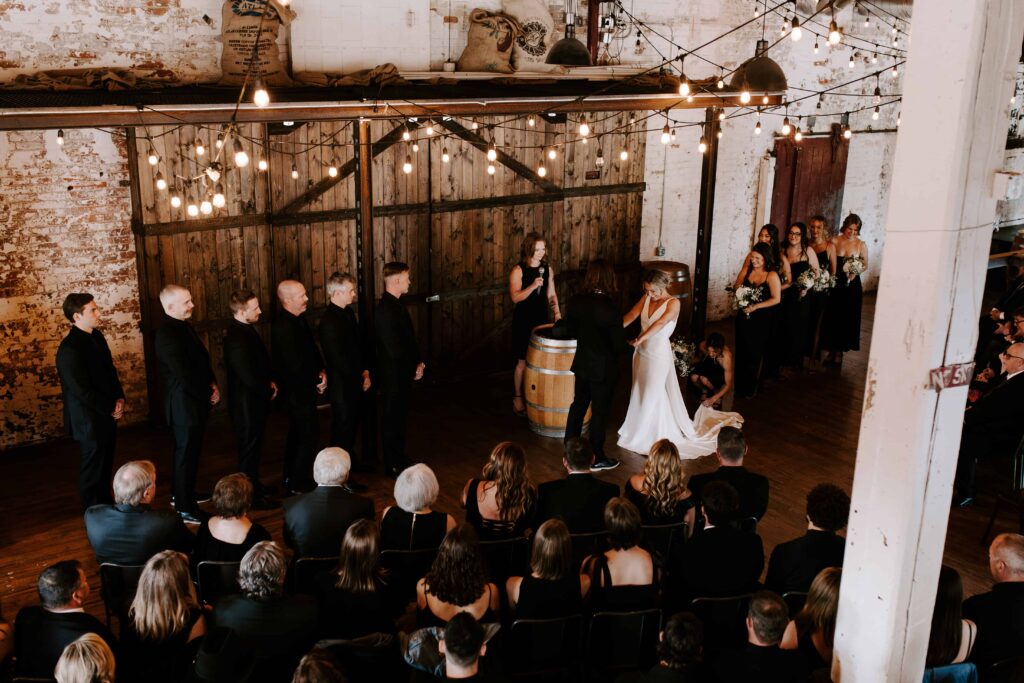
[282,447,373,558]
[712,591,808,682]
[83,460,193,565]
[963,532,1024,667]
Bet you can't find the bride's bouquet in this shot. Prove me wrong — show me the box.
[843,255,866,278]
[671,339,696,379]
[796,268,816,291]
[726,284,764,313]
[814,268,836,292]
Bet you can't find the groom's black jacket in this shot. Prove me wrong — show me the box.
[555,291,628,382]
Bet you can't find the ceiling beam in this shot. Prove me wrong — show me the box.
[439,118,560,193]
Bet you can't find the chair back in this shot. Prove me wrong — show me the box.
[569,531,607,572]
[379,547,439,602]
[736,516,758,533]
[585,609,662,676]
[479,536,530,584]
[196,560,241,605]
[922,662,978,683]
[98,562,145,627]
[317,633,405,681]
[641,521,687,563]
[507,614,583,679]
[292,556,339,595]
[781,591,809,617]
[690,593,754,649]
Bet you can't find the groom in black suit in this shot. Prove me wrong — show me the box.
[556,259,628,470]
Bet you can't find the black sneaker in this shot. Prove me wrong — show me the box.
[179,510,209,525]
[591,458,620,472]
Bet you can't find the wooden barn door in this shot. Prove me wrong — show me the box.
[770,128,850,231]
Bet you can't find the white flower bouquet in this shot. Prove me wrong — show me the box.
[814,269,836,292]
[843,255,866,278]
[727,284,764,314]
[671,339,696,378]
[796,268,817,291]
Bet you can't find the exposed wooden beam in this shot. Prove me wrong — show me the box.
[439,118,560,193]
[141,212,268,237]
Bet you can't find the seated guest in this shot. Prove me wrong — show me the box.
[618,611,706,683]
[284,447,374,559]
[381,464,457,551]
[679,482,764,602]
[121,550,206,682]
[625,439,696,530]
[416,524,499,627]
[689,332,734,409]
[582,498,659,612]
[461,441,537,540]
[84,460,193,565]
[54,633,116,683]
[439,612,488,681]
[192,473,272,571]
[964,533,1024,667]
[507,519,590,618]
[925,566,976,668]
[292,648,347,683]
[712,592,808,683]
[780,567,841,671]
[534,437,619,533]
[14,560,117,678]
[215,541,318,682]
[766,484,849,594]
[687,427,769,523]
[0,600,13,665]
[315,519,401,639]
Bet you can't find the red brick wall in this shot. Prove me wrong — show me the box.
[0,128,147,449]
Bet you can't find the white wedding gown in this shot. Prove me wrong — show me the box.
[617,296,743,459]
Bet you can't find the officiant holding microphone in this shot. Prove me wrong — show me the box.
[509,233,560,417]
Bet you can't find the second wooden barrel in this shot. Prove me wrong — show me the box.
[642,260,692,333]
[524,324,590,438]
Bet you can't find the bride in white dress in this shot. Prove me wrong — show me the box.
[617,271,743,459]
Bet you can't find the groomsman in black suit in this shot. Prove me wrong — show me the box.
[555,259,628,470]
[976,272,1024,363]
[272,280,327,494]
[373,262,424,477]
[56,293,126,510]
[154,285,219,523]
[224,289,278,506]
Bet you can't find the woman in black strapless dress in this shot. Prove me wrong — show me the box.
[509,233,560,416]
[778,222,819,371]
[734,243,782,398]
[805,216,836,369]
[822,214,868,364]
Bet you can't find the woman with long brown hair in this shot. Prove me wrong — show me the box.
[461,441,537,540]
[924,565,976,667]
[416,524,499,627]
[507,519,590,618]
[509,232,561,416]
[624,439,696,532]
[780,566,841,670]
[583,497,659,612]
[733,242,783,398]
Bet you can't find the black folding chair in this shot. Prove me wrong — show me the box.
[98,562,145,627]
[781,591,808,616]
[585,609,662,678]
[379,547,438,602]
[641,521,688,563]
[980,434,1024,545]
[690,593,754,650]
[569,531,607,572]
[317,633,405,682]
[507,614,584,681]
[737,516,759,534]
[292,556,339,595]
[479,537,530,585]
[195,560,241,605]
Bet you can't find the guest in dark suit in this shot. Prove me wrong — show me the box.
[766,483,849,594]
[224,289,277,503]
[680,481,764,602]
[963,532,1024,667]
[711,592,808,683]
[618,612,707,683]
[976,272,1024,364]
[272,280,327,494]
[14,560,117,679]
[534,438,619,533]
[283,447,374,559]
[556,259,629,469]
[214,542,318,682]
[954,342,1024,506]
[56,292,126,510]
[84,460,193,565]
[688,427,770,523]
[154,285,219,524]
[373,262,424,476]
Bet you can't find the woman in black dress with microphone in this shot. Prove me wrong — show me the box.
[510,233,561,416]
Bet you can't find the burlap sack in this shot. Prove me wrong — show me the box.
[456,9,521,74]
[218,0,297,86]
[502,0,555,71]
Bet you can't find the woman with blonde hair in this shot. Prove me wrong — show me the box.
[122,550,206,681]
[461,441,537,540]
[624,439,696,532]
[54,633,116,683]
[781,566,842,670]
[507,519,589,618]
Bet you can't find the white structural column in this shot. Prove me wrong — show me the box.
[833,1,1024,681]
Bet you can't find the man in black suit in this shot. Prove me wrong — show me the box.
[272,280,328,494]
[84,460,193,565]
[680,481,764,602]
[976,272,1024,364]
[283,447,374,558]
[56,293,126,510]
[618,612,705,683]
[14,560,117,678]
[964,533,1024,667]
[373,262,424,476]
[534,437,619,533]
[154,284,219,524]
[711,592,808,683]
[765,483,849,594]
[224,288,278,505]
[688,426,770,523]
[954,342,1024,507]
[557,259,629,470]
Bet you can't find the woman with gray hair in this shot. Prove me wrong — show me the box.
[380,464,456,551]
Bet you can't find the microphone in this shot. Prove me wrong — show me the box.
[538,266,546,295]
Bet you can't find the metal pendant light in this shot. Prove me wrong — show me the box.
[546,0,592,66]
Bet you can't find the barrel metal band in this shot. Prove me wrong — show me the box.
[526,400,570,413]
[525,363,574,376]
[528,341,576,354]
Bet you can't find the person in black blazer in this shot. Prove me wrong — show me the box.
[84,460,193,565]
[56,293,126,510]
[954,343,1024,506]
[534,438,619,533]
[711,592,808,683]
[554,259,629,469]
[154,285,219,523]
[976,273,1024,364]
[963,533,1024,667]
[283,447,374,558]
[687,426,770,523]
[373,262,424,476]
[272,280,327,494]
[765,483,849,594]
[224,289,277,500]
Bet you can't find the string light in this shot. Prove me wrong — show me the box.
[402,128,411,141]
[147,148,159,165]
[578,115,590,137]
[813,38,819,54]
[718,111,726,121]
[620,149,629,161]
[698,134,708,152]
[212,183,226,208]
[670,128,677,143]
[187,195,199,217]
[56,129,64,146]
[782,116,791,135]
[486,143,497,162]
[252,79,270,107]
[528,115,535,126]
[661,123,671,145]
[780,14,790,36]
[828,19,842,45]
[873,84,882,105]
[848,53,856,69]
[233,139,249,167]
[740,90,751,104]
[195,139,205,156]
[891,63,898,78]
[257,158,268,171]
[842,112,852,139]
[717,129,723,139]
[215,132,224,149]
[327,158,339,177]
[412,142,420,152]
[402,156,413,174]
[872,52,878,64]
[441,148,450,163]
[717,70,725,89]
[471,121,479,130]
[426,122,435,136]
[790,17,802,41]
[754,120,761,135]
[596,148,605,166]
[155,172,167,191]
[896,110,901,126]
[537,164,547,177]
[170,192,182,209]
[547,147,557,160]
[200,197,213,215]
[794,128,803,142]
[291,164,299,180]
[762,95,769,105]
[487,163,496,175]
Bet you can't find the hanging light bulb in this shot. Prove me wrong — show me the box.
[170,192,182,209]
[195,139,206,156]
[487,144,497,162]
[233,139,249,167]
[629,114,636,124]
[896,110,901,126]
[813,38,820,54]
[781,14,790,35]
[762,95,769,104]
[891,63,898,78]
[426,122,435,136]
[200,197,213,215]
[718,111,726,121]
[844,125,852,139]
[187,196,199,217]
[537,164,547,177]
[528,115,536,127]
[291,164,299,180]
[670,128,677,143]
[679,77,690,97]
[252,79,270,107]
[891,22,898,35]
[782,116,791,135]
[402,156,413,174]
[471,121,479,130]
[441,148,450,163]
[717,71,725,89]
[661,123,671,145]
[698,135,708,152]
[790,17,802,41]
[619,149,628,161]
[216,132,224,149]
[487,163,496,176]
[717,129,723,140]
[740,90,751,104]
[578,115,590,137]
[754,121,761,135]
[155,172,167,191]
[257,158,268,172]
[864,10,870,27]
[595,148,605,166]
[872,52,878,64]
[848,53,856,69]
[873,85,882,105]
[547,147,557,160]
[794,128,803,142]
[402,128,411,141]
[872,106,880,120]
[57,129,65,146]
[412,142,420,153]
[828,19,842,45]
[212,183,226,208]
[327,158,339,178]
[147,149,159,165]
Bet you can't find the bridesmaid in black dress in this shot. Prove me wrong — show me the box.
[734,243,782,398]
[509,233,561,416]
[822,214,868,364]
[778,222,819,372]
[737,225,784,380]
[805,215,837,370]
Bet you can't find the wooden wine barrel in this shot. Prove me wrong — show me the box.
[642,260,692,334]
[524,324,590,438]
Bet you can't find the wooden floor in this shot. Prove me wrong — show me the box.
[0,292,1012,623]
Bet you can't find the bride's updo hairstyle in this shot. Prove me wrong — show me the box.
[643,269,672,294]
[643,439,687,519]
